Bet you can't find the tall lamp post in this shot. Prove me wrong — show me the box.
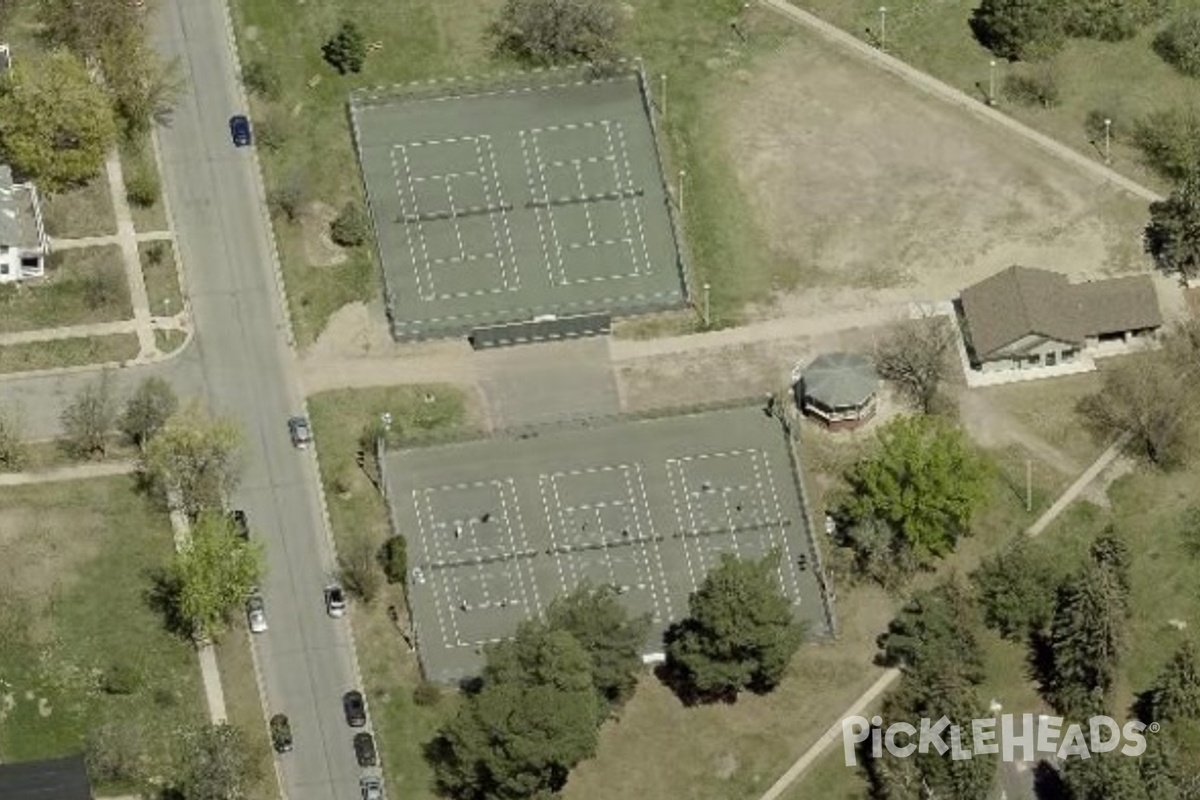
[1103,118,1112,164]
[677,170,687,216]
[702,282,711,328]
[989,60,997,105]
[879,6,888,51]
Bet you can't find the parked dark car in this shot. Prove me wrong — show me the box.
[343,690,367,727]
[229,114,252,147]
[353,732,377,767]
[270,713,293,753]
[230,509,250,540]
[288,415,313,449]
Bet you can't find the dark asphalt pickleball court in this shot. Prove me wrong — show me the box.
[385,406,831,685]
[350,66,687,340]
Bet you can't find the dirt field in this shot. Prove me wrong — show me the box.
[718,31,1155,322]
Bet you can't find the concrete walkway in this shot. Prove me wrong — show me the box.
[756,434,1132,800]
[104,152,159,359]
[0,459,135,486]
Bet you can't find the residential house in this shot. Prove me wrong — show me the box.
[958,265,1162,374]
[0,164,49,282]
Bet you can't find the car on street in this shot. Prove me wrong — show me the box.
[353,732,377,767]
[230,509,250,540]
[343,690,367,727]
[288,415,312,449]
[247,594,268,633]
[270,713,293,753]
[325,584,347,618]
[229,114,252,147]
[360,776,384,800]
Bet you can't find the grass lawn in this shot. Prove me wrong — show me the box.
[155,328,188,354]
[6,438,139,473]
[0,476,207,792]
[214,624,278,800]
[0,333,140,373]
[139,240,184,317]
[306,385,479,798]
[793,0,1200,195]
[0,246,132,334]
[41,174,118,240]
[976,372,1106,468]
[120,134,169,233]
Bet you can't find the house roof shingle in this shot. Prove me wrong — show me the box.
[0,755,93,800]
[0,164,43,251]
[960,266,1162,359]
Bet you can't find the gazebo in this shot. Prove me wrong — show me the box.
[795,352,879,431]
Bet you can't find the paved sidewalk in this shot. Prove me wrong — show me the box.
[104,152,159,359]
[0,319,139,346]
[0,459,135,486]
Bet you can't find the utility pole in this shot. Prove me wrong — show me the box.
[989,60,996,105]
[879,6,888,51]
[1025,458,1032,513]
[677,169,687,216]
[1103,118,1112,164]
[703,282,711,328]
[660,73,667,118]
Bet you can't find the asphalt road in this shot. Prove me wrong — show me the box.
[150,2,368,799]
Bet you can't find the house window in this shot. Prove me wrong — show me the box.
[1062,349,1076,361]
[1097,331,1125,343]
[1026,355,1041,366]
[1046,352,1057,367]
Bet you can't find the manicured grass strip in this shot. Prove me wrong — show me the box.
[155,328,188,354]
[0,246,132,334]
[41,173,117,239]
[0,333,140,373]
[140,240,184,317]
[120,134,169,234]
[214,626,279,800]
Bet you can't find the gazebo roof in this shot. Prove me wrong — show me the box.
[800,352,878,408]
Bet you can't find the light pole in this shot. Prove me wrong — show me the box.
[988,60,996,105]
[1103,118,1112,164]
[879,6,887,51]
[660,73,667,118]
[702,282,711,328]
[677,169,687,216]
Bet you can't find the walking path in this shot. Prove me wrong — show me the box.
[756,434,1131,800]
[0,459,135,486]
[105,153,159,359]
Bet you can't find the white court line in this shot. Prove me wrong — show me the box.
[518,129,555,291]
[526,129,568,287]
[572,158,598,248]
[539,475,574,599]
[665,458,703,593]
[413,488,461,649]
[390,145,431,301]
[477,136,519,293]
[498,478,533,616]
[632,463,673,620]
[622,464,667,621]
[510,481,542,617]
[612,120,653,276]
[752,448,803,600]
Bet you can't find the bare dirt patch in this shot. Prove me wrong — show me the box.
[717,34,1154,322]
[301,201,348,267]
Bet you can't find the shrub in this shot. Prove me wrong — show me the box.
[146,241,168,267]
[1084,107,1127,144]
[413,681,441,707]
[242,60,282,101]
[1155,11,1200,78]
[322,21,367,75]
[330,201,370,247]
[1002,68,1061,108]
[1063,0,1165,42]
[83,267,125,311]
[125,164,160,208]
[493,0,622,65]
[102,662,142,695]
[380,536,407,585]
[253,111,289,153]
[267,173,309,223]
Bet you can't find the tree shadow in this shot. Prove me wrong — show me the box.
[1032,760,1068,799]
[1027,629,1057,706]
[144,567,192,640]
[653,623,739,707]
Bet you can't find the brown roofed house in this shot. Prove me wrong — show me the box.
[959,266,1161,374]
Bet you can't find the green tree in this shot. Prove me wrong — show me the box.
[1002,66,1061,108]
[329,200,371,247]
[1147,174,1200,280]
[0,50,117,190]
[544,582,650,710]
[175,723,261,800]
[664,552,804,700]
[1078,357,1195,468]
[1063,0,1164,42]
[141,403,243,518]
[838,415,989,565]
[1147,639,1200,723]
[1137,734,1181,800]
[380,535,407,584]
[98,26,185,135]
[119,376,178,450]
[433,625,602,799]
[338,532,382,604]
[242,60,282,101]
[492,0,622,65]
[970,0,1066,61]
[1062,749,1151,800]
[1155,11,1200,78]
[839,514,919,588]
[1046,564,1126,719]
[874,316,955,414]
[1133,108,1200,183]
[321,21,367,75]
[38,0,141,61]
[61,372,116,459]
[973,538,1060,639]
[877,580,984,681]
[168,511,263,642]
